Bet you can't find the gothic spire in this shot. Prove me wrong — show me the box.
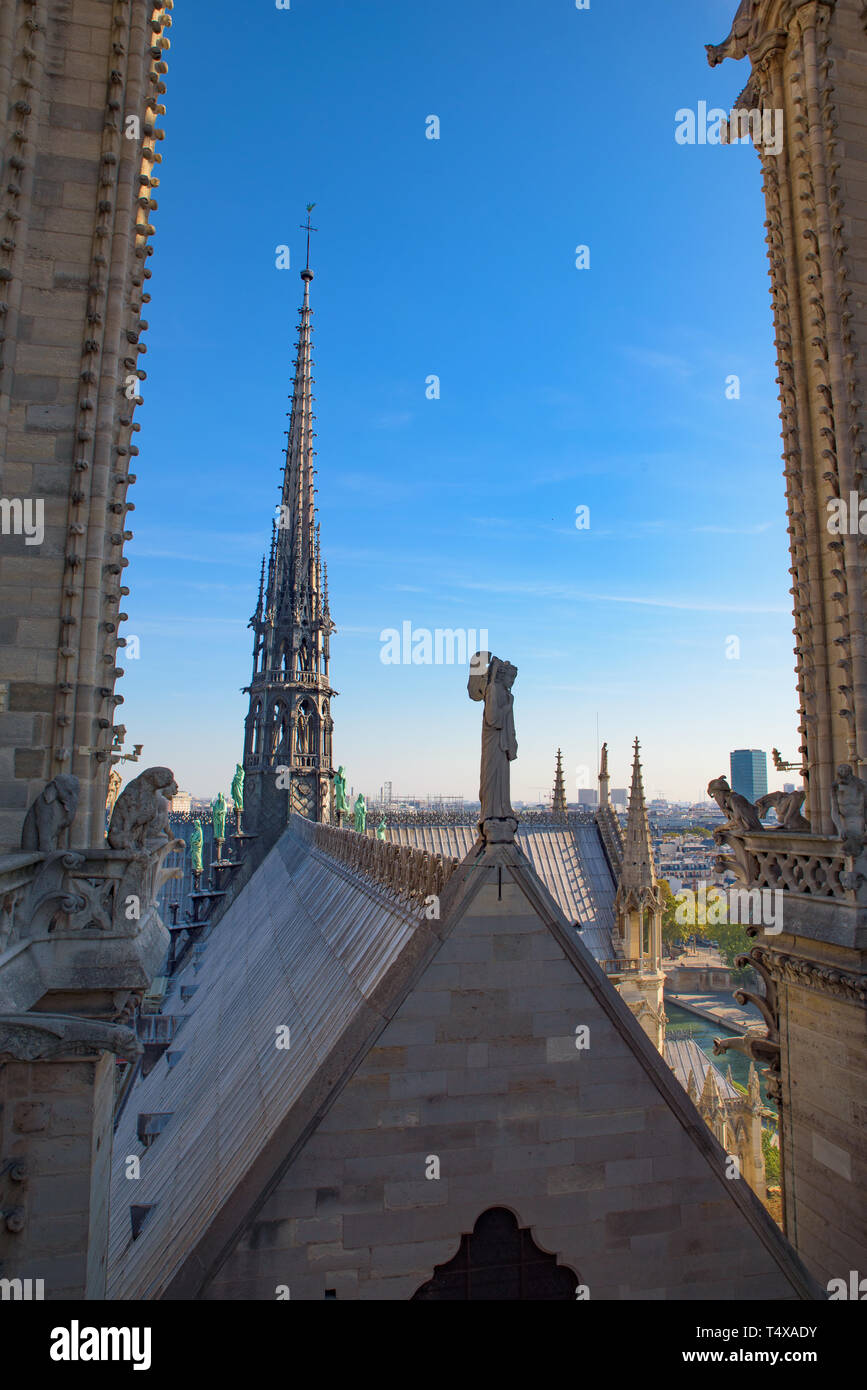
[552,748,567,814]
[620,737,656,892]
[241,229,337,842]
[271,263,318,623]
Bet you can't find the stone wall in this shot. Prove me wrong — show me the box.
[201,864,813,1300]
[0,0,172,851]
[779,973,867,1283]
[0,1051,115,1298]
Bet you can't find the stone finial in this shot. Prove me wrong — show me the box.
[21,775,80,852]
[552,749,567,814]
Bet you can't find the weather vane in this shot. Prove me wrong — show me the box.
[300,203,318,271]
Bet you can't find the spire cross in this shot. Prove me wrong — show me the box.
[300,203,318,271]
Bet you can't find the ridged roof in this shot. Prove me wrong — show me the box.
[108,829,426,1298]
[385,821,616,961]
[665,1036,741,1101]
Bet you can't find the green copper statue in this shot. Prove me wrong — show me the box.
[334,766,347,816]
[189,821,203,873]
[231,763,244,812]
[353,793,366,833]
[212,791,227,842]
[376,817,386,841]
[231,763,244,833]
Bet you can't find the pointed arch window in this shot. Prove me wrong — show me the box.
[295,698,317,756]
[411,1208,578,1301]
[250,698,263,757]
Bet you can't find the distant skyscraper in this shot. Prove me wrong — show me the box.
[730,750,768,804]
[578,789,599,807]
[611,788,627,808]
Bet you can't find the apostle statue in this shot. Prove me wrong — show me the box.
[335,766,348,824]
[231,763,244,832]
[376,817,387,841]
[231,763,244,811]
[189,820,203,891]
[354,793,367,833]
[468,651,518,844]
[212,791,228,861]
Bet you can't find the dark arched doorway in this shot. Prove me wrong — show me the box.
[411,1208,578,1300]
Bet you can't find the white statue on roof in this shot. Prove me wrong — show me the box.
[468,651,518,845]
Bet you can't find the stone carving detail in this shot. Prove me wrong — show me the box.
[754,944,867,1007]
[20,775,80,851]
[705,0,755,67]
[107,766,178,852]
[468,652,518,845]
[713,940,782,1106]
[755,788,810,831]
[304,819,460,910]
[0,1012,141,1063]
[830,763,867,856]
[0,1156,28,1234]
[707,776,763,832]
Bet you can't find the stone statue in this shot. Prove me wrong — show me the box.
[831,764,867,856]
[105,768,122,817]
[376,818,387,841]
[296,707,309,754]
[353,794,366,833]
[707,776,763,833]
[189,821,203,874]
[335,766,347,816]
[600,742,609,778]
[755,788,810,832]
[212,791,228,841]
[231,763,244,812]
[468,651,518,843]
[231,763,244,833]
[107,767,177,852]
[21,774,80,851]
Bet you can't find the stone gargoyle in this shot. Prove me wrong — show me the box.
[755,788,810,832]
[707,775,763,833]
[831,763,867,858]
[107,766,179,854]
[20,774,80,852]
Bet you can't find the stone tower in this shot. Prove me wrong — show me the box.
[706,0,867,1284]
[551,748,567,813]
[613,739,665,1051]
[0,0,172,852]
[0,2,175,1299]
[242,260,336,857]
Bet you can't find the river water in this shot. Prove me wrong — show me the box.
[665,1001,772,1109]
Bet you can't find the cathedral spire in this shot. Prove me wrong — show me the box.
[552,748,567,814]
[241,229,337,850]
[620,737,656,892]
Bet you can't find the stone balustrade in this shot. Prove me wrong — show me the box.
[715,828,853,903]
[294,815,461,908]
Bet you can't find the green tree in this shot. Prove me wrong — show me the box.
[713,920,754,970]
[762,1127,781,1185]
[660,879,691,948]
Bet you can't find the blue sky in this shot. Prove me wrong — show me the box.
[120,0,800,806]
